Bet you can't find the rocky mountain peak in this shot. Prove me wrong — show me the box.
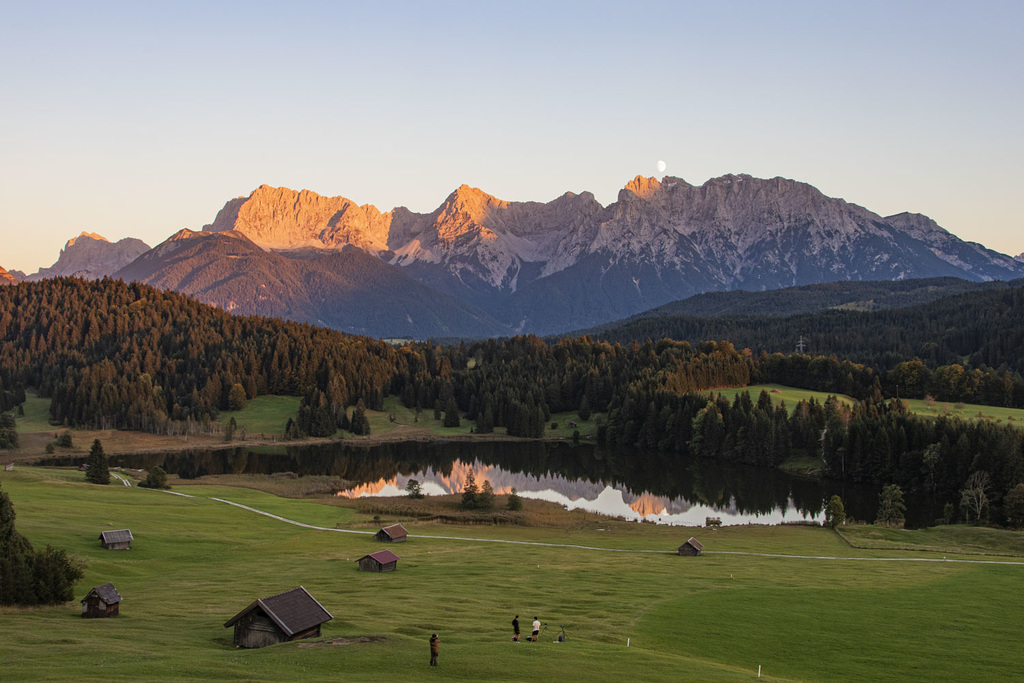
[66,231,109,249]
[0,266,18,286]
[27,233,150,281]
[203,184,392,253]
[622,175,663,199]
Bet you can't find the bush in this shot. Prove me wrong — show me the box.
[55,431,73,448]
[138,466,169,490]
[507,488,523,511]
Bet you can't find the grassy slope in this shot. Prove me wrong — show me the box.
[2,467,1022,681]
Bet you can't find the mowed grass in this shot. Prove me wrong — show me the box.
[2,467,1023,681]
[217,395,301,436]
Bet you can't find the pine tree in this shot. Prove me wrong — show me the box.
[461,471,479,510]
[478,480,495,511]
[85,439,110,485]
[507,487,523,511]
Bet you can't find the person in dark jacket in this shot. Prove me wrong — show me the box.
[429,633,440,666]
[512,615,520,642]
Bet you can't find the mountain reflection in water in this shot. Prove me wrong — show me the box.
[43,440,895,526]
[336,456,822,526]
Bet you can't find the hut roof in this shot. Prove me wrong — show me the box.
[683,537,703,551]
[99,529,133,544]
[380,524,408,540]
[83,582,122,605]
[223,586,332,636]
[359,549,400,564]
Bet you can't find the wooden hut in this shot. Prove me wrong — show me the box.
[81,582,122,618]
[677,537,703,556]
[99,529,133,550]
[224,586,332,649]
[357,549,400,572]
[374,523,408,543]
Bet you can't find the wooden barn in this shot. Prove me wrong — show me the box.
[678,537,703,556]
[81,582,122,618]
[357,549,400,572]
[99,529,133,550]
[374,523,408,543]
[224,586,332,649]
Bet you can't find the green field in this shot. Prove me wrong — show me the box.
[2,467,1023,681]
[704,384,856,408]
[900,397,1024,427]
[709,385,1024,429]
[13,392,55,434]
[219,395,301,436]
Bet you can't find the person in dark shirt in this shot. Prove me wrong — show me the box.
[512,615,520,642]
[429,633,439,666]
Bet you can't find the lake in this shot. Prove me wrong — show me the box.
[42,440,928,527]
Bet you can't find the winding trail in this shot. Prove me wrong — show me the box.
[162,491,1024,567]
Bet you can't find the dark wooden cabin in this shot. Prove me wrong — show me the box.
[81,582,122,618]
[678,537,703,556]
[224,586,333,649]
[374,523,408,543]
[99,529,133,550]
[357,549,400,572]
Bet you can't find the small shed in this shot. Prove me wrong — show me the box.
[357,549,400,572]
[678,537,703,556]
[99,529,133,550]
[224,586,333,649]
[81,582,122,618]
[374,523,408,543]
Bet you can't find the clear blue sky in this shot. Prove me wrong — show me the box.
[2,0,1021,272]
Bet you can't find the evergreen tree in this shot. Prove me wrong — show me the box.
[478,480,495,511]
[443,397,461,428]
[507,487,523,511]
[350,400,371,435]
[1003,484,1024,529]
[85,439,110,485]
[875,484,906,527]
[461,471,479,510]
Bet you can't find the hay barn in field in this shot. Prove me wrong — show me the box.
[99,529,133,550]
[357,549,400,572]
[81,583,122,618]
[374,523,408,542]
[678,537,703,556]
[224,586,332,649]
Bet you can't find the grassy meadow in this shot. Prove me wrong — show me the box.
[2,466,1023,681]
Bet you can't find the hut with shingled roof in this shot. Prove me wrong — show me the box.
[374,523,408,543]
[224,586,332,649]
[677,537,703,556]
[357,549,400,572]
[81,583,122,618]
[98,529,133,550]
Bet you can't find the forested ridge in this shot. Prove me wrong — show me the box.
[594,280,1024,375]
[2,278,1024,524]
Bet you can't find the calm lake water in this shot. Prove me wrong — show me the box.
[43,440,932,527]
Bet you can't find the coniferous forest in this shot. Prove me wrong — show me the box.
[2,277,1024,524]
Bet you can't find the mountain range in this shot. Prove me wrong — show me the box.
[11,174,1024,338]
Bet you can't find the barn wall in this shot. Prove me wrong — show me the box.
[234,613,285,649]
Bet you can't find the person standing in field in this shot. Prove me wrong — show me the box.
[531,617,541,642]
[429,633,439,666]
[512,615,520,642]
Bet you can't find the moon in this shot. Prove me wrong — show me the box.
[656,159,667,174]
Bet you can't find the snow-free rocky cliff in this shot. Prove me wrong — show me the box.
[188,175,1024,336]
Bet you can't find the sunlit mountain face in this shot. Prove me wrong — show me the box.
[336,458,823,526]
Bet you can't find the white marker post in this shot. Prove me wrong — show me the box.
[758,665,761,678]
[627,637,630,647]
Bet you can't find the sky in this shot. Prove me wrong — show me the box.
[1,0,1022,273]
